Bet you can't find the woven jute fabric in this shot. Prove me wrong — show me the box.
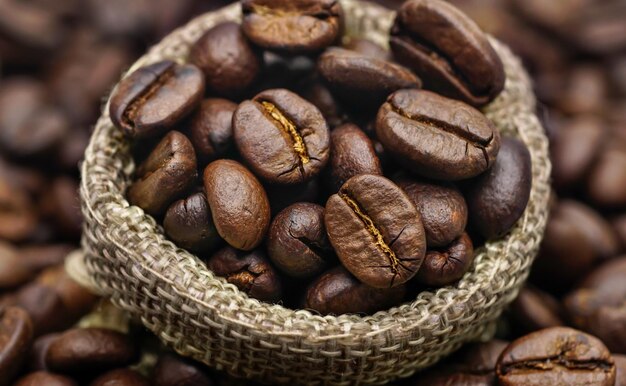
[76,1,551,384]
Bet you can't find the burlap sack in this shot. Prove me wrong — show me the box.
[74,1,551,384]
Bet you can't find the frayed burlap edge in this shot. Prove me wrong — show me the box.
[74,1,551,384]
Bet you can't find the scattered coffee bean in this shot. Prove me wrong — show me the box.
[376,89,500,181]
[0,307,34,386]
[152,353,213,386]
[203,160,270,251]
[587,144,626,209]
[510,286,565,334]
[616,355,626,386]
[266,178,320,216]
[343,37,391,60]
[415,232,474,287]
[13,371,77,386]
[110,60,205,138]
[90,368,150,386]
[0,178,38,243]
[29,333,60,372]
[163,192,221,254]
[300,81,347,129]
[325,174,426,288]
[0,242,32,290]
[233,88,330,185]
[189,98,238,165]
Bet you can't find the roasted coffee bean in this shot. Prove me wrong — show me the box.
[0,0,67,53]
[233,89,330,185]
[39,267,98,323]
[90,368,150,386]
[109,60,204,139]
[390,0,505,106]
[616,355,626,386]
[557,66,608,116]
[267,178,320,215]
[128,131,197,216]
[464,136,531,239]
[13,371,77,386]
[587,144,626,208]
[152,353,213,386]
[29,333,59,371]
[325,123,382,192]
[496,327,616,386]
[376,89,500,181]
[564,258,626,354]
[0,174,38,243]
[203,160,270,251]
[396,176,467,248]
[206,247,282,303]
[317,47,421,108]
[12,283,69,336]
[164,192,221,254]
[190,22,262,96]
[189,98,238,165]
[46,328,139,377]
[0,242,31,290]
[41,177,83,240]
[19,244,74,274]
[300,81,347,129]
[343,37,391,60]
[268,203,332,278]
[304,266,406,315]
[510,286,565,334]
[415,233,474,287]
[325,174,426,288]
[241,0,342,54]
[0,243,72,291]
[0,307,34,386]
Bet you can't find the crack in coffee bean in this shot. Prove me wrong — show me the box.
[227,268,263,293]
[122,67,175,129]
[260,101,310,165]
[500,357,614,373]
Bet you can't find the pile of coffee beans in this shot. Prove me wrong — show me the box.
[114,0,533,315]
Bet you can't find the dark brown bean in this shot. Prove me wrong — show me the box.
[325,174,426,288]
[0,243,31,290]
[268,203,332,278]
[90,369,150,386]
[29,333,60,372]
[109,60,204,139]
[304,266,406,315]
[152,353,213,386]
[300,81,347,129]
[233,88,330,185]
[376,89,500,181]
[128,131,197,216]
[317,47,421,108]
[343,37,391,60]
[396,176,467,248]
[0,178,38,243]
[241,0,343,54]
[390,0,505,106]
[13,372,77,386]
[46,328,139,377]
[266,178,320,216]
[496,327,616,386]
[190,22,262,96]
[12,283,69,337]
[415,233,474,287]
[203,160,270,251]
[464,136,531,239]
[616,355,626,386]
[510,286,565,334]
[163,192,221,254]
[0,307,34,386]
[40,177,83,240]
[587,144,626,209]
[206,247,282,303]
[189,98,237,165]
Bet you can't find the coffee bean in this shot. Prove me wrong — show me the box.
[13,283,69,337]
[343,37,391,60]
[233,88,330,185]
[0,242,32,290]
[190,22,262,96]
[206,247,282,303]
[407,371,492,385]
[38,267,98,324]
[391,0,505,106]
[268,203,332,278]
[616,355,626,386]
[317,47,421,108]
[396,176,467,248]
[29,333,59,371]
[304,266,406,315]
[510,286,565,334]
[152,353,213,386]
[41,177,83,240]
[587,144,626,209]
[163,192,221,254]
[189,98,237,165]
[0,1,66,52]
[128,131,197,216]
[564,258,626,354]
[325,174,426,288]
[376,89,500,181]
[0,174,38,243]
[109,60,204,139]
[46,328,139,377]
[496,327,616,386]
[415,232,474,287]
[300,81,347,129]
[203,160,270,251]
[0,307,34,386]
[90,369,150,386]
[266,178,320,215]
[241,0,342,54]
[13,371,77,386]
[464,136,531,239]
[19,244,74,274]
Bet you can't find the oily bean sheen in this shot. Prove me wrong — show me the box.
[268,203,332,278]
[416,232,474,287]
[241,0,342,54]
[326,123,382,192]
[152,354,213,386]
[304,267,406,315]
[376,89,500,180]
[14,372,77,386]
[110,60,204,139]
[317,47,422,108]
[189,98,237,164]
[90,369,150,386]
[390,0,505,107]
[0,307,34,386]
[233,89,330,185]
[396,176,468,247]
[163,192,221,254]
[496,327,616,386]
[325,174,426,288]
[203,160,270,251]
[464,136,531,239]
[127,131,197,216]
